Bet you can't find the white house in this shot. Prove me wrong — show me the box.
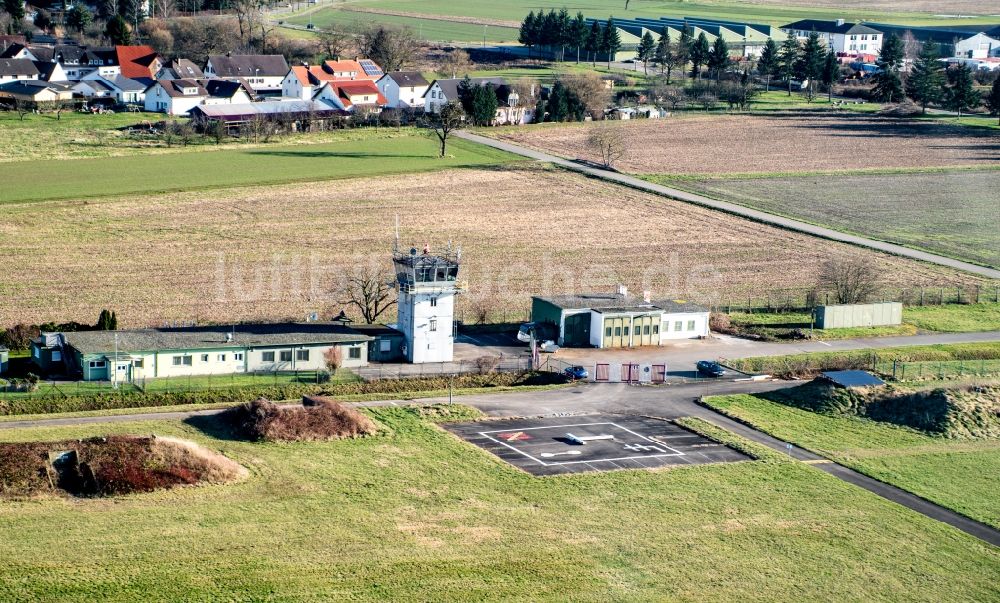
[313,80,386,113]
[205,54,289,95]
[0,58,39,84]
[201,79,254,105]
[530,291,710,349]
[281,59,384,101]
[376,71,429,109]
[781,19,883,59]
[144,78,208,115]
[955,32,1000,59]
[80,73,148,104]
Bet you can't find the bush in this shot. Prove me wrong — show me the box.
[223,397,378,442]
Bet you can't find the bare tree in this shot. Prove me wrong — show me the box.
[588,124,629,169]
[339,265,397,324]
[356,23,418,72]
[436,48,472,79]
[231,0,263,50]
[13,97,33,121]
[818,257,880,304]
[323,346,343,372]
[560,72,612,120]
[421,101,466,157]
[317,24,353,60]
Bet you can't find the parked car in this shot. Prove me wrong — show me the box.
[696,360,725,378]
[539,340,559,353]
[563,365,589,380]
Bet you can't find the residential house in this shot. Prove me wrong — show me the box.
[116,45,161,81]
[0,80,74,102]
[32,60,66,82]
[280,59,383,101]
[201,78,254,104]
[0,42,35,59]
[0,58,39,84]
[780,19,883,59]
[144,78,208,115]
[423,77,533,124]
[314,80,386,113]
[71,78,118,100]
[158,58,204,80]
[530,290,710,349]
[31,323,373,382]
[205,54,289,95]
[376,71,429,109]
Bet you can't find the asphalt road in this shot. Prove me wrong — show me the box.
[456,130,1000,280]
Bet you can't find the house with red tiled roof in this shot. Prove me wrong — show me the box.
[116,45,161,80]
[280,59,383,101]
[312,80,386,113]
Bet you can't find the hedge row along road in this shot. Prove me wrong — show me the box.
[456,131,1000,280]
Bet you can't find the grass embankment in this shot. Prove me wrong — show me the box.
[724,303,1000,341]
[0,132,519,204]
[1,406,998,600]
[704,392,1000,529]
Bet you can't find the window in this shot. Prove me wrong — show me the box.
[430,297,438,307]
[52,350,62,362]
[429,318,438,332]
[173,355,192,366]
[643,325,650,335]
[349,347,361,359]
[218,354,227,362]
[234,353,243,361]
[623,326,629,336]
[262,351,275,362]
[605,326,612,337]
[674,321,683,332]
[32,347,39,359]
[614,326,621,337]
[653,324,659,335]
[296,349,310,361]
[687,320,696,331]
[133,359,143,368]
[89,360,106,369]
[201,354,209,362]
[379,339,391,352]
[280,350,292,362]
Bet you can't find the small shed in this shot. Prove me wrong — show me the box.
[820,370,886,389]
[0,346,8,375]
[813,302,902,329]
[348,324,406,362]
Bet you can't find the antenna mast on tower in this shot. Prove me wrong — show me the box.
[394,214,400,254]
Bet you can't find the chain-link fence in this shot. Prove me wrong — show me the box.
[877,359,1000,383]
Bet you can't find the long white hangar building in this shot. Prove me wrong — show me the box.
[530,290,710,348]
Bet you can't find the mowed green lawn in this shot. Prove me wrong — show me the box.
[704,394,1000,529]
[0,134,519,204]
[1,407,999,601]
[673,169,1000,269]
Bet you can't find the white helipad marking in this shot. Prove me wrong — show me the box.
[539,451,583,458]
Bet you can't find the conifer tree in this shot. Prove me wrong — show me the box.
[905,41,945,113]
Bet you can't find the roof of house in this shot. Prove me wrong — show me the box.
[427,77,507,100]
[32,60,59,80]
[162,58,203,79]
[0,58,39,76]
[208,54,290,78]
[53,44,86,64]
[0,79,72,97]
[536,294,708,314]
[152,78,209,97]
[348,324,405,337]
[781,20,882,35]
[0,42,28,58]
[83,47,117,66]
[63,323,373,355]
[107,74,148,91]
[381,70,429,87]
[116,45,159,79]
[322,58,383,79]
[26,45,54,62]
[200,78,252,98]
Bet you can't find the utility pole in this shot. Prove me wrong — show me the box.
[113,333,119,389]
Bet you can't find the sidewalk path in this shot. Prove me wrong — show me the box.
[456,131,1000,279]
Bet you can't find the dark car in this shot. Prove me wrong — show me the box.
[696,360,726,378]
[563,365,589,380]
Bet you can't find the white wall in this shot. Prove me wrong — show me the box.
[379,78,428,109]
[423,82,446,113]
[399,290,456,363]
[956,33,999,59]
[660,312,709,341]
[281,71,311,100]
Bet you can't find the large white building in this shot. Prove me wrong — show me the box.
[393,245,463,363]
[376,71,429,109]
[781,19,883,58]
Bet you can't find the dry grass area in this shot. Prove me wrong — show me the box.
[0,165,985,328]
[493,112,1000,176]
[742,0,997,15]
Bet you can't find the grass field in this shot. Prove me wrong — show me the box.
[0,164,984,328]
[0,111,172,162]
[0,133,518,204]
[1,407,999,601]
[675,170,1000,269]
[285,9,519,43]
[704,393,1000,529]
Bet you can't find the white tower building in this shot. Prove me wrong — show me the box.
[393,243,463,363]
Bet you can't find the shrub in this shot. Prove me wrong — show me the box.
[223,397,378,442]
[474,356,500,375]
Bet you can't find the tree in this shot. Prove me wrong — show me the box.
[707,35,730,80]
[317,24,352,60]
[945,63,981,119]
[821,48,839,102]
[778,31,800,96]
[2,0,24,30]
[601,18,620,69]
[589,124,629,169]
[110,311,118,330]
[757,38,779,92]
[690,32,709,79]
[676,24,693,78]
[422,101,466,157]
[585,21,601,67]
[571,12,587,63]
[357,24,418,72]
[818,258,880,304]
[905,41,945,114]
[339,266,396,324]
[653,28,676,82]
[96,309,115,330]
[458,78,499,126]
[518,11,537,58]
[555,8,571,62]
[33,9,51,33]
[636,30,655,75]
[322,346,343,373]
[560,72,610,119]
[12,97,32,121]
[796,31,825,101]
[105,14,132,45]
[986,77,1000,126]
[66,5,93,33]
[870,33,905,103]
[437,48,471,79]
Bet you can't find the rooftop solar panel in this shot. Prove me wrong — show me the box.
[359,59,383,76]
[820,370,886,388]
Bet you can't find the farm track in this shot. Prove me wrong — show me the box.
[457,131,1000,280]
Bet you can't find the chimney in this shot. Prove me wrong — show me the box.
[643,290,651,303]
[616,284,628,298]
[836,18,845,26]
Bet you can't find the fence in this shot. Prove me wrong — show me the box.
[719,284,1000,315]
[877,359,1000,383]
[354,355,535,381]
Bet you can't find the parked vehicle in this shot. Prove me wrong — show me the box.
[563,365,589,380]
[696,360,725,378]
[539,340,559,353]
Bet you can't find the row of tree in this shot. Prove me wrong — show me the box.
[518,11,622,68]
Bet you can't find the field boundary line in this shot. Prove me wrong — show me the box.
[456,131,1000,280]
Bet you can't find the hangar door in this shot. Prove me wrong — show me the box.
[562,313,591,347]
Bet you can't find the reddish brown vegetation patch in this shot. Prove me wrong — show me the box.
[223,397,378,442]
[0,435,245,498]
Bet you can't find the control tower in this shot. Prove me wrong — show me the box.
[393,243,463,363]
